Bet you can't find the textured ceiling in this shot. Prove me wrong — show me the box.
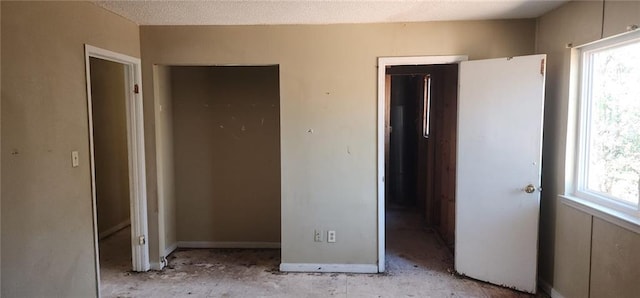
[94,0,568,26]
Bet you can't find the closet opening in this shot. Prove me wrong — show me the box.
[154,65,282,268]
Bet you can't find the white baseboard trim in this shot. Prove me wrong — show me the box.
[177,241,281,249]
[279,263,378,273]
[150,243,179,271]
[98,220,130,240]
[539,278,566,298]
[165,242,178,257]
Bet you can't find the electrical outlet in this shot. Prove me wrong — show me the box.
[314,230,322,242]
[71,151,79,168]
[327,230,336,243]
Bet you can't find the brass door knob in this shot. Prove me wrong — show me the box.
[524,184,536,193]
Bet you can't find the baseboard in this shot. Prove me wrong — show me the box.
[98,220,130,240]
[165,242,178,257]
[279,263,378,273]
[177,241,281,249]
[539,278,566,298]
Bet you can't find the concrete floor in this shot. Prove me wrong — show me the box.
[99,209,548,297]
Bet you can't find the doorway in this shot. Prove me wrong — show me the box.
[85,45,149,295]
[377,55,545,293]
[377,56,466,272]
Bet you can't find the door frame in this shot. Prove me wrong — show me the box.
[376,55,467,272]
[85,44,150,283]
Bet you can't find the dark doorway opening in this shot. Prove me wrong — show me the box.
[89,57,134,292]
[385,64,459,270]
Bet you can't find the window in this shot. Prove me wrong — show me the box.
[574,30,640,218]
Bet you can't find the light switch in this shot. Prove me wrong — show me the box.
[72,151,79,168]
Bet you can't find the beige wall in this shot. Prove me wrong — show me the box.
[9,1,631,294]
[89,57,130,237]
[170,66,281,243]
[590,217,640,297]
[1,1,3,291]
[154,65,177,255]
[536,1,640,297]
[1,2,3,291]
[1,1,140,297]
[603,0,640,38]
[140,20,536,265]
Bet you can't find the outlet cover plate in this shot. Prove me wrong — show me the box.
[328,230,336,243]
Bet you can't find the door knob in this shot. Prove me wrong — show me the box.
[524,184,536,193]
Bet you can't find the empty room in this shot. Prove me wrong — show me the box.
[2,1,639,297]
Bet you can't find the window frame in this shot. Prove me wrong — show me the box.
[572,29,640,219]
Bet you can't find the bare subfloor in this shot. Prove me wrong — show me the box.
[100,209,548,297]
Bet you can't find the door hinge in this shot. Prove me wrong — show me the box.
[138,235,146,245]
[134,84,140,94]
[540,59,545,76]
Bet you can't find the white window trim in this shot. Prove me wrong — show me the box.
[565,29,640,230]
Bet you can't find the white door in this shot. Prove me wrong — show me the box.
[455,54,545,293]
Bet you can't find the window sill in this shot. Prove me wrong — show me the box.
[559,195,640,234]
